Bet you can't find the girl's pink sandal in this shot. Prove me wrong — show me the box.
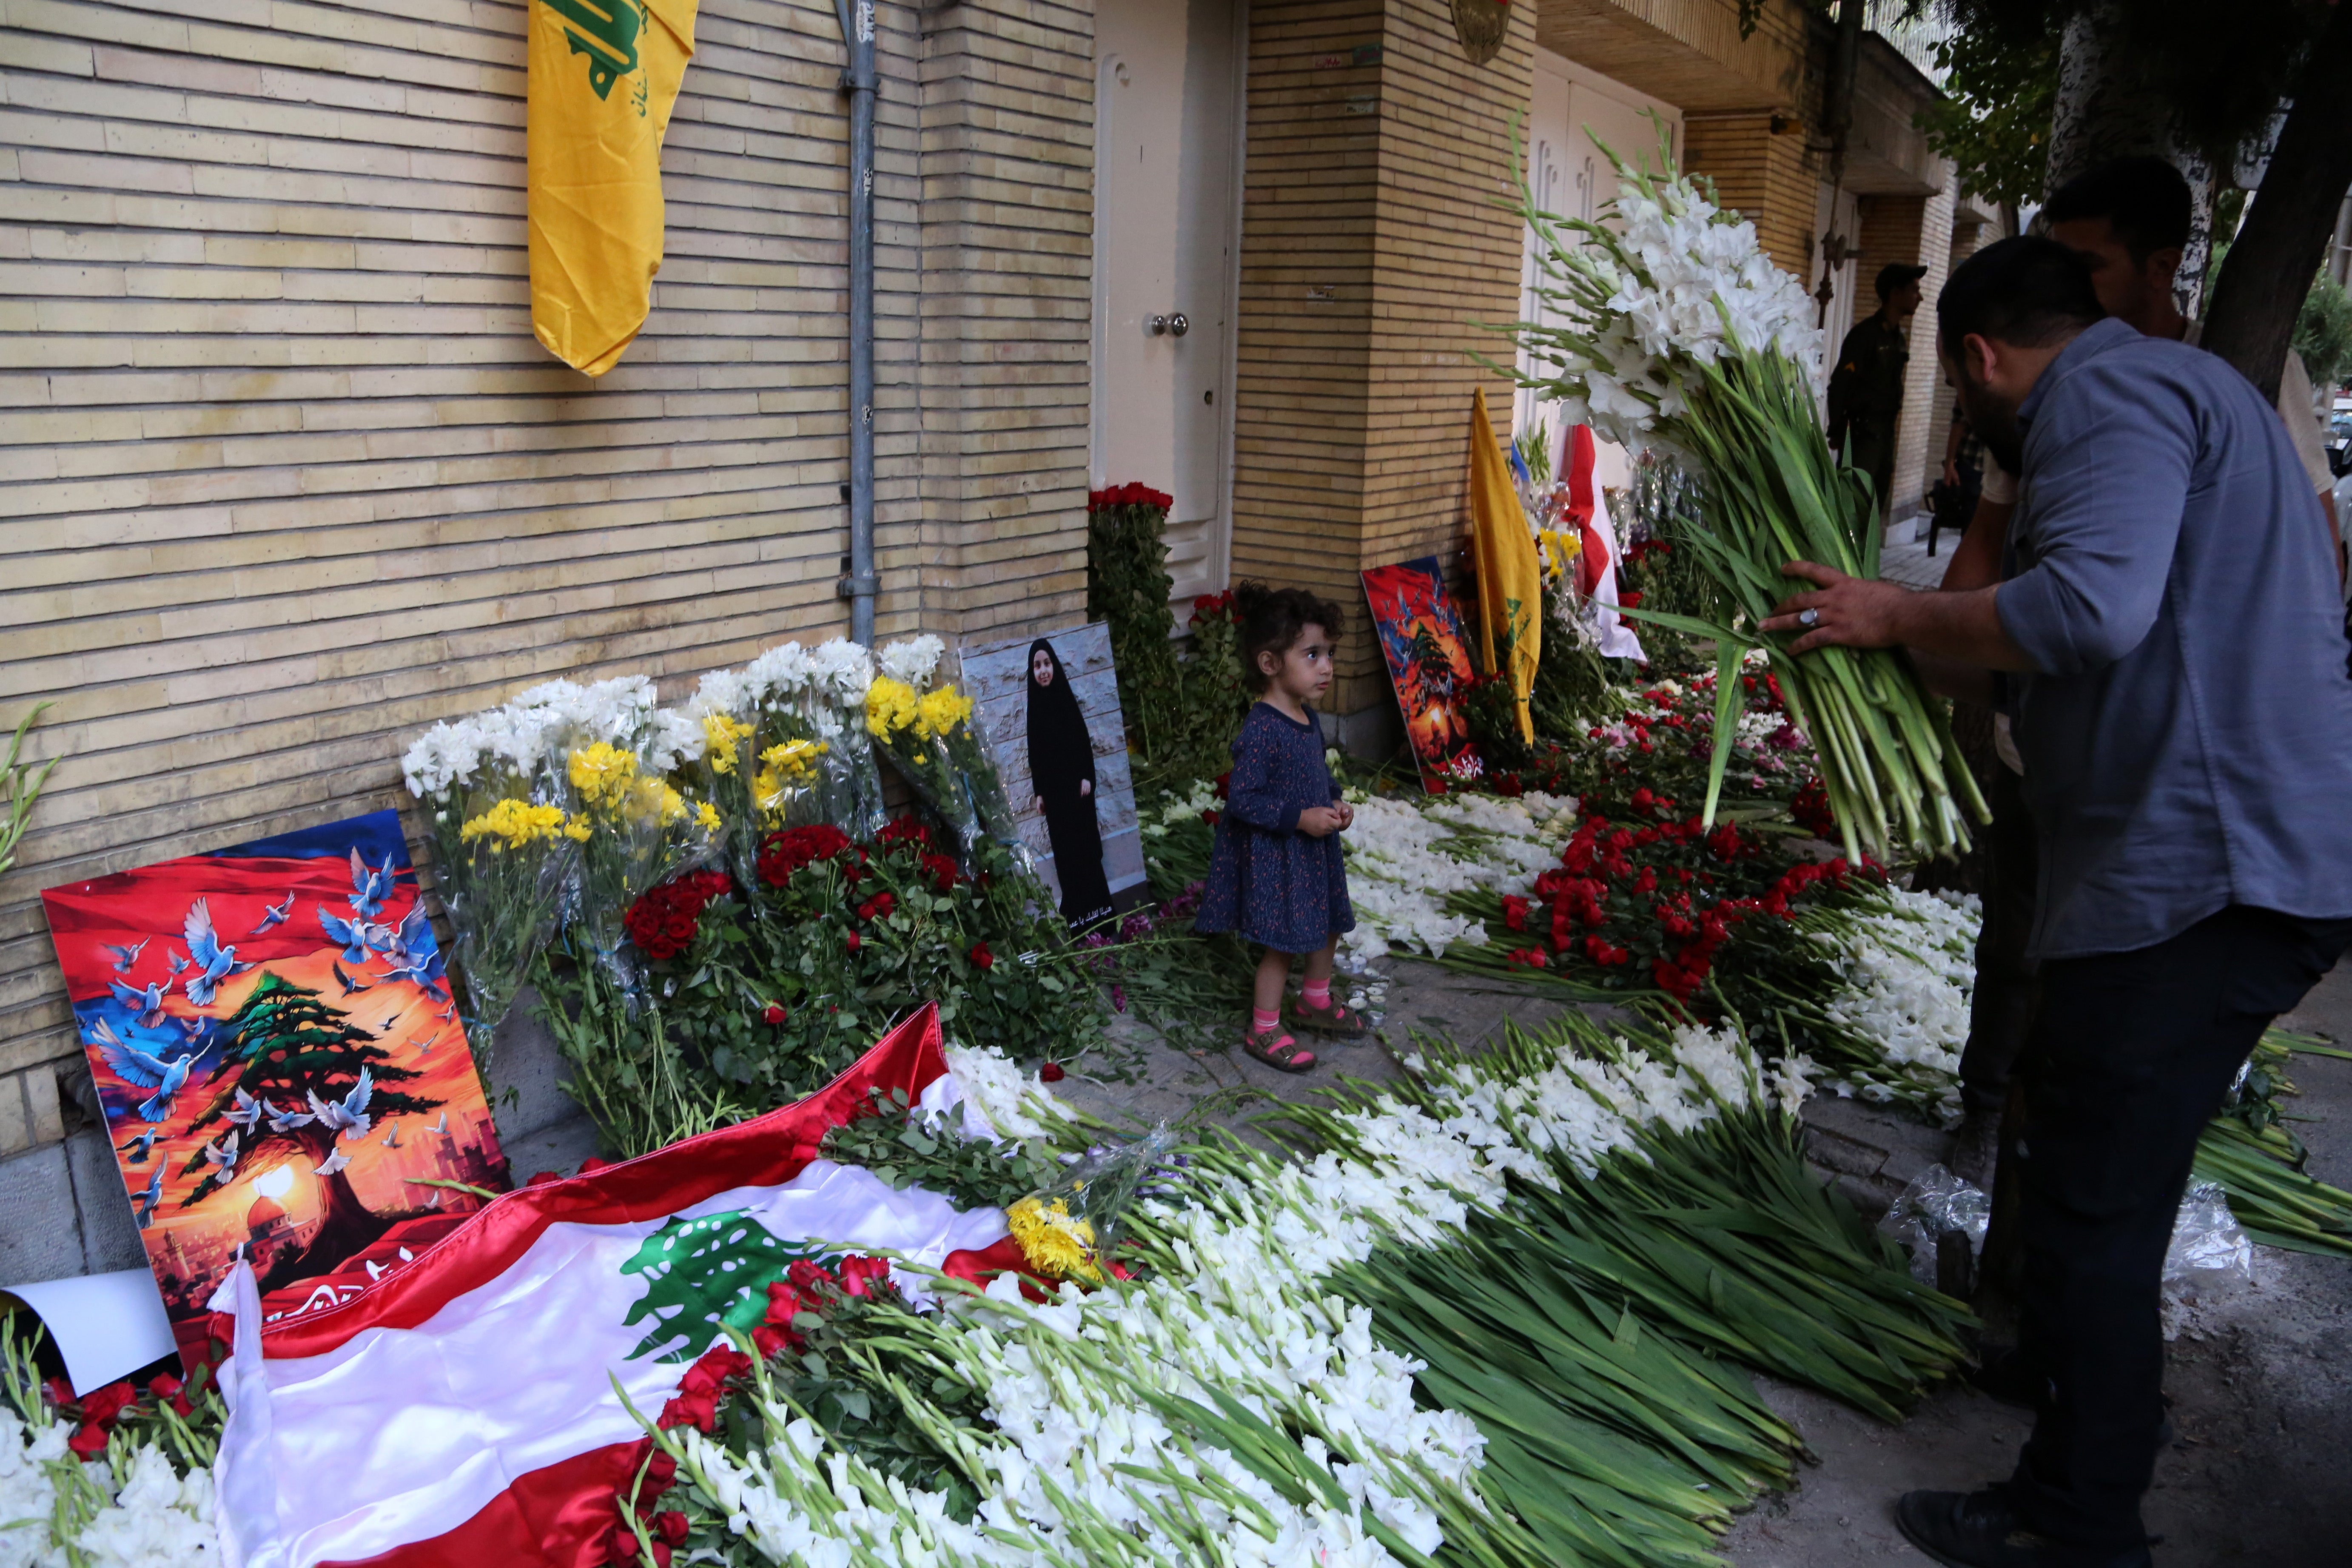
[1241,1025,1317,1073]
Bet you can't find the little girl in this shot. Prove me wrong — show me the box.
[1194,583,1367,1072]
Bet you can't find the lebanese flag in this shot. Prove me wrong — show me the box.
[210,1005,1016,1568]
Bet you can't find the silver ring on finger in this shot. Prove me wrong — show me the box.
[1798,608,1820,627]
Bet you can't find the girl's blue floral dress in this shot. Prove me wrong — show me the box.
[1195,702,1355,953]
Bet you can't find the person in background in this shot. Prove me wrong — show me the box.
[1765,236,2352,1568]
[2043,156,2342,559]
[1828,262,1928,526]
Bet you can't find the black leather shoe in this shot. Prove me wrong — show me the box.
[1894,1489,2153,1568]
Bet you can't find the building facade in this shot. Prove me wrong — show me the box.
[0,0,1955,1238]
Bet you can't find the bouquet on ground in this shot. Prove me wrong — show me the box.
[1004,1123,1175,1284]
[558,692,717,999]
[864,636,1027,871]
[403,701,581,1056]
[1498,117,1986,863]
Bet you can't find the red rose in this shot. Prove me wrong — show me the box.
[922,853,961,892]
[857,891,896,922]
[67,1423,110,1457]
[652,1511,690,1547]
[644,1449,677,1497]
[148,1373,192,1417]
[1213,772,1232,800]
[1501,895,1529,932]
[763,1002,787,1025]
[1505,948,1547,968]
[764,1279,806,1325]
[969,942,994,970]
[79,1382,137,1438]
[657,1389,717,1432]
[752,1323,792,1358]
[846,930,862,953]
[837,1255,892,1298]
[757,825,852,886]
[877,816,932,848]
[1039,1060,1065,1083]
[1200,809,1220,826]
[1618,591,1643,609]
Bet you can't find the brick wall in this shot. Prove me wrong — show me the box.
[1230,0,1384,685]
[0,0,1095,1160]
[1680,111,1819,276]
[1233,0,1533,718]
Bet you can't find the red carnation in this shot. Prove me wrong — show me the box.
[1039,1060,1065,1083]
[969,942,994,970]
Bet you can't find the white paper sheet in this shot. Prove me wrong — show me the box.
[2,1268,178,1396]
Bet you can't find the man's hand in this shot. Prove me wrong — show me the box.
[1759,562,1919,654]
[1941,457,1961,488]
[1760,560,2035,672]
[1297,805,1345,838]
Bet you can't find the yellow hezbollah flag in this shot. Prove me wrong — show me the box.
[1466,386,1542,745]
[528,0,698,377]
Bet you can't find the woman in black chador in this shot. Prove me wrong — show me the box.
[1025,638,1113,927]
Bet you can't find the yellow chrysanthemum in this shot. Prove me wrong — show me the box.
[915,684,974,741]
[695,800,721,831]
[567,742,637,810]
[1005,1195,1101,1283]
[459,798,565,850]
[760,739,820,780]
[865,676,920,739]
[564,813,593,842]
[658,785,688,826]
[702,711,754,775]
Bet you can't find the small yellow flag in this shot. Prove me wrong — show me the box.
[527,0,700,377]
[1466,386,1542,745]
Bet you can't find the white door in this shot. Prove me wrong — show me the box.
[1092,0,1244,606]
[1515,53,1679,496]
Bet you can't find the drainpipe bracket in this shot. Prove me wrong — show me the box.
[837,574,879,600]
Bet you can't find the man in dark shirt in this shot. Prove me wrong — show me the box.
[1765,237,2352,1567]
[1827,261,1927,524]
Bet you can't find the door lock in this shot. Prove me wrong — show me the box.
[1146,313,1191,338]
[1167,312,1189,337]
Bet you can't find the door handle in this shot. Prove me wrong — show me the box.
[1145,313,1191,338]
[1167,312,1189,337]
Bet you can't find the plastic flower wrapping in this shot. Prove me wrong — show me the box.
[862,638,1029,873]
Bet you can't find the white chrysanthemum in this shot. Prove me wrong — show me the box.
[644,707,705,773]
[878,635,947,689]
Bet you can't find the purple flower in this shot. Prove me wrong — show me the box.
[1111,984,1127,1013]
[1119,912,1155,942]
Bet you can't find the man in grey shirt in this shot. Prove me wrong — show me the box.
[1764,236,2352,1568]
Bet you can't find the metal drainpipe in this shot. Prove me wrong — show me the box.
[835,0,878,645]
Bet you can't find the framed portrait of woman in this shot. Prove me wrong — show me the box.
[958,622,1148,928]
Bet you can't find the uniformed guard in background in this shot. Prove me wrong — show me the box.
[1827,262,1928,526]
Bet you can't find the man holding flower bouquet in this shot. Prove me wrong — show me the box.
[1762,236,2352,1568]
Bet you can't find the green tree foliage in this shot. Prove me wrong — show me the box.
[1913,20,2062,213]
[2295,270,2352,390]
